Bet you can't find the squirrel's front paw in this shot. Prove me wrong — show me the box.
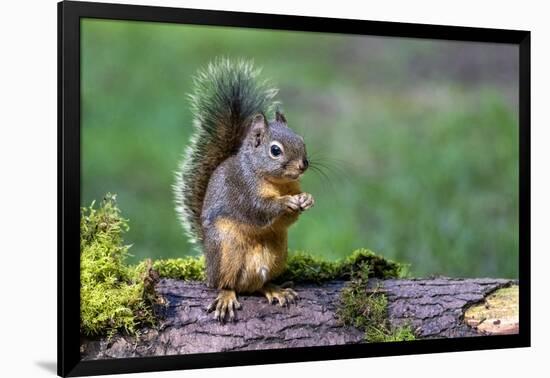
[284,193,314,213]
[283,195,302,213]
[207,289,241,324]
[297,192,315,211]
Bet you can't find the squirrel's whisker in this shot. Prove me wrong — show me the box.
[309,159,347,181]
[308,164,336,193]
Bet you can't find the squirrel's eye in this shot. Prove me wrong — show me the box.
[270,143,283,158]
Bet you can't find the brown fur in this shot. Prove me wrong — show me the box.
[215,179,301,293]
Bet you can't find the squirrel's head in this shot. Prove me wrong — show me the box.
[243,111,308,182]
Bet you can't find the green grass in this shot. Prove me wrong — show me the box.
[81,19,519,278]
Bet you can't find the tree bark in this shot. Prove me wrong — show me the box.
[81,277,517,360]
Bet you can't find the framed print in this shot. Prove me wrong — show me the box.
[58,0,530,376]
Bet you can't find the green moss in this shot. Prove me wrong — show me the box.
[276,251,341,283]
[382,325,416,342]
[277,248,405,284]
[80,194,157,337]
[337,279,416,343]
[341,249,407,279]
[153,257,206,281]
[149,248,404,284]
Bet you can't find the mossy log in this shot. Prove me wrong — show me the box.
[81,277,518,360]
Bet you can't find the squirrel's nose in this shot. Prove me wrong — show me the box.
[299,158,309,172]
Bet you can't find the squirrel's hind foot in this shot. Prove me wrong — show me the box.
[259,283,299,307]
[207,289,241,323]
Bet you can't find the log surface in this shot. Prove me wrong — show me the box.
[81,277,516,360]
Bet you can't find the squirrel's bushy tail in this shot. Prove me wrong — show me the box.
[174,58,279,245]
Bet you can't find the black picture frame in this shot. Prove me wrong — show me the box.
[58,1,531,376]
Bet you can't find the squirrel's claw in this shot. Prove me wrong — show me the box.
[260,284,299,307]
[283,288,299,305]
[208,290,240,323]
[206,299,217,313]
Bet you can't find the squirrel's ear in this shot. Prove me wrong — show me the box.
[275,110,287,124]
[250,113,267,147]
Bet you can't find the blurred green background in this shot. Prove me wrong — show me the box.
[81,19,519,278]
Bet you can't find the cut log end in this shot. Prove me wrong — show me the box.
[463,285,519,335]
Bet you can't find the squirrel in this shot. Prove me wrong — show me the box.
[174,59,314,323]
